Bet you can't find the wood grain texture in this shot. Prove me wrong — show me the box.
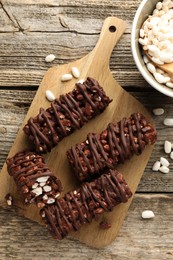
[0,0,147,88]
[1,0,173,257]
[0,194,172,260]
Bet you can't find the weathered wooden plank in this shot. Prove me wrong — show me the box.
[0,89,173,192]
[0,31,147,87]
[0,0,148,87]
[0,0,141,30]
[0,194,172,259]
[0,0,172,257]
[0,69,146,88]
[0,5,17,32]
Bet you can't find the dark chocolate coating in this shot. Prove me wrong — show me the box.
[6,150,63,207]
[23,77,111,153]
[41,169,132,240]
[67,113,157,182]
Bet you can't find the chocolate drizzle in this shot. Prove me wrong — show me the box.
[67,113,157,182]
[7,151,53,181]
[41,169,132,240]
[23,77,111,153]
[6,150,63,207]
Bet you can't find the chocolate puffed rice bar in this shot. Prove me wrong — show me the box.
[23,77,112,153]
[67,113,157,182]
[6,150,63,208]
[40,169,132,240]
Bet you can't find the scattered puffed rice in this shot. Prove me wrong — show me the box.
[61,73,73,82]
[45,54,56,63]
[142,210,155,219]
[5,194,13,206]
[163,118,173,126]
[160,157,170,167]
[46,90,55,102]
[152,161,161,171]
[170,151,173,159]
[159,165,170,173]
[71,67,80,78]
[164,140,172,153]
[7,200,12,206]
[152,108,164,115]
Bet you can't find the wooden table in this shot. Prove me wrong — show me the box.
[0,0,173,259]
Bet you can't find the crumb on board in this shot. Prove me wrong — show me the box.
[5,193,13,206]
[99,219,111,229]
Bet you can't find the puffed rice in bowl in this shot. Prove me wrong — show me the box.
[131,0,173,97]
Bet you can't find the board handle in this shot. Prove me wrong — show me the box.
[91,17,126,70]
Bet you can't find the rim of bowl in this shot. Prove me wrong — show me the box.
[131,0,173,98]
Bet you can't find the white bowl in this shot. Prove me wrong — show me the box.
[131,0,173,97]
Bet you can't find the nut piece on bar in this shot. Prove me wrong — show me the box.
[40,169,132,240]
[6,151,63,208]
[23,77,112,153]
[67,113,157,182]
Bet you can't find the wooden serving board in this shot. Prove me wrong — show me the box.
[0,17,155,248]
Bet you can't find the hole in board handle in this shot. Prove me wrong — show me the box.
[109,25,116,33]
